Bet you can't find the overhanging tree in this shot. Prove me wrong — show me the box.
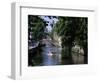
[28,15,47,41]
[53,16,88,64]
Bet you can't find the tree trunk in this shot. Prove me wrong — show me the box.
[68,45,73,64]
[83,46,88,64]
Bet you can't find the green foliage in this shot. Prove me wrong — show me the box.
[52,16,88,64]
[53,16,88,48]
[28,15,47,41]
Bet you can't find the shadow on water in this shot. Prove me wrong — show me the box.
[28,43,85,66]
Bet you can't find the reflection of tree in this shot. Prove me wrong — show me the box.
[52,17,88,64]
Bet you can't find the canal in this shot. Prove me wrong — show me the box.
[28,39,84,66]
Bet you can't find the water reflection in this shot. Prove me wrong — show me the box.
[42,45,62,65]
[28,40,84,66]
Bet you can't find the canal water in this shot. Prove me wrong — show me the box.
[42,46,62,66]
[28,39,84,66]
[41,46,84,66]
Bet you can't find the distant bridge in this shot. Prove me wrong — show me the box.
[28,41,39,50]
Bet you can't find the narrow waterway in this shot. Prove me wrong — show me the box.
[42,46,62,65]
[41,39,62,66]
[28,39,84,66]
